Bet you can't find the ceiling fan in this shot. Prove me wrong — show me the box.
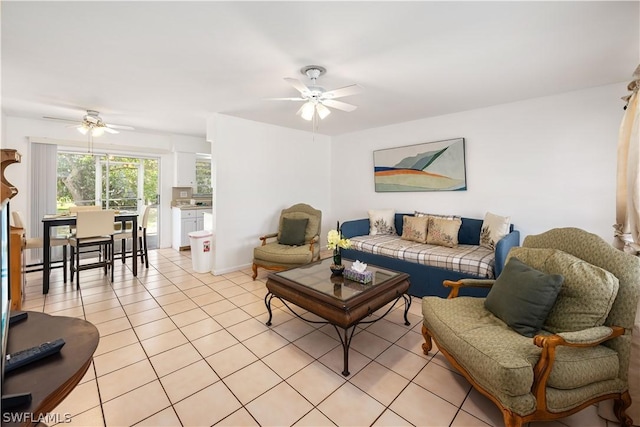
[271,65,363,121]
[44,110,135,137]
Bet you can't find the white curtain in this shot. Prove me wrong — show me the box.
[606,66,640,425]
[29,142,58,263]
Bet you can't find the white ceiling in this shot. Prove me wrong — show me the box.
[2,1,638,138]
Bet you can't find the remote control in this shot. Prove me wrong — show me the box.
[8,312,28,326]
[4,338,65,373]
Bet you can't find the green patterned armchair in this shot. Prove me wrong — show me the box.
[422,228,640,427]
[252,203,322,280]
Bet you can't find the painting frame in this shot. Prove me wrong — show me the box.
[373,138,467,192]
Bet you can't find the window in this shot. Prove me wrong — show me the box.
[195,159,212,195]
[57,151,160,249]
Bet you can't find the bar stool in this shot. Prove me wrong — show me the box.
[113,205,153,269]
[12,211,70,282]
[69,210,115,288]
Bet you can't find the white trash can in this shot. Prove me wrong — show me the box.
[188,230,213,273]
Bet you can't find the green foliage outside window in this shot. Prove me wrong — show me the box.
[57,152,159,212]
[195,159,212,194]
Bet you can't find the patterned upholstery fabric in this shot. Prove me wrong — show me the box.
[422,298,619,407]
[253,243,315,264]
[426,216,462,248]
[368,209,396,235]
[508,247,619,333]
[401,215,429,243]
[422,228,640,418]
[254,203,322,275]
[523,228,640,383]
[349,234,495,278]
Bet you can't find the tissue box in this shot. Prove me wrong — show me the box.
[344,268,373,284]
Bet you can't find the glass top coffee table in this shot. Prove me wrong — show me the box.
[265,258,411,376]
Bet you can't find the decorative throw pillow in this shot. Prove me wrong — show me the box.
[401,215,429,243]
[278,217,308,246]
[508,247,620,333]
[480,212,511,250]
[414,211,460,221]
[368,209,396,235]
[279,211,318,243]
[426,217,462,247]
[484,257,564,337]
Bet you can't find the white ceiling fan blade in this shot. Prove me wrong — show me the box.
[106,123,135,131]
[103,127,119,134]
[322,84,363,99]
[284,77,310,94]
[322,99,358,112]
[264,97,306,101]
[44,116,81,124]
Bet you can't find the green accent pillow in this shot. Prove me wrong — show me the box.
[484,257,564,337]
[507,247,620,333]
[278,217,308,246]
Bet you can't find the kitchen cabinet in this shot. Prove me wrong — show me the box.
[174,152,196,188]
[172,207,212,250]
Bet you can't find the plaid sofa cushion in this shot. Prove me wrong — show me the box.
[349,234,496,278]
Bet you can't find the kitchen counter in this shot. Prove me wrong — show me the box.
[172,205,211,210]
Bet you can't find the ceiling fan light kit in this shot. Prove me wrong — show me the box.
[273,65,363,127]
[44,109,136,153]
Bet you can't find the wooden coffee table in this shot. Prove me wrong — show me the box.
[265,258,411,376]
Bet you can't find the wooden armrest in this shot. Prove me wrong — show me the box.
[308,235,319,254]
[443,279,495,299]
[259,232,278,246]
[530,326,625,408]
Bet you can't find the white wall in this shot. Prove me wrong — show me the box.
[208,114,331,274]
[2,116,207,248]
[331,83,627,241]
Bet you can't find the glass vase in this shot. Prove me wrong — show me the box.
[333,248,342,266]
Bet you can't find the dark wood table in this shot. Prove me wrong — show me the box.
[42,211,138,294]
[265,258,411,376]
[2,311,99,427]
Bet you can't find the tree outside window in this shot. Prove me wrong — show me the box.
[195,159,212,195]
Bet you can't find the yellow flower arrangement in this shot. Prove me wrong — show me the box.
[327,222,351,266]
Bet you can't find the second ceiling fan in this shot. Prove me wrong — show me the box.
[272,65,363,121]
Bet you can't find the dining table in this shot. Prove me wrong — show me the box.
[41,211,138,294]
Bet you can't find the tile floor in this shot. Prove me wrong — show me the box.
[17,249,620,427]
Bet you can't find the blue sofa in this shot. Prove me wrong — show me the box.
[340,213,520,298]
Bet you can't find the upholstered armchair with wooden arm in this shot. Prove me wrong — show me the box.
[252,203,322,280]
[422,228,640,427]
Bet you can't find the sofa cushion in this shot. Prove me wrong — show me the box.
[485,257,564,337]
[422,296,621,404]
[508,247,620,333]
[480,212,511,250]
[401,215,429,243]
[427,216,462,248]
[348,234,496,278]
[368,209,396,235]
[278,217,308,246]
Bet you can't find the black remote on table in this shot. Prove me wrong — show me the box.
[4,338,66,373]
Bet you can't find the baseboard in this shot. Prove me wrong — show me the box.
[212,262,252,276]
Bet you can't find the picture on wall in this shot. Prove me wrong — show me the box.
[373,138,467,192]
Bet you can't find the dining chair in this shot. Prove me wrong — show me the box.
[113,205,153,269]
[68,205,102,236]
[69,209,115,288]
[69,205,102,213]
[12,211,70,282]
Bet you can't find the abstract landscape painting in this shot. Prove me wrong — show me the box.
[373,138,467,192]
